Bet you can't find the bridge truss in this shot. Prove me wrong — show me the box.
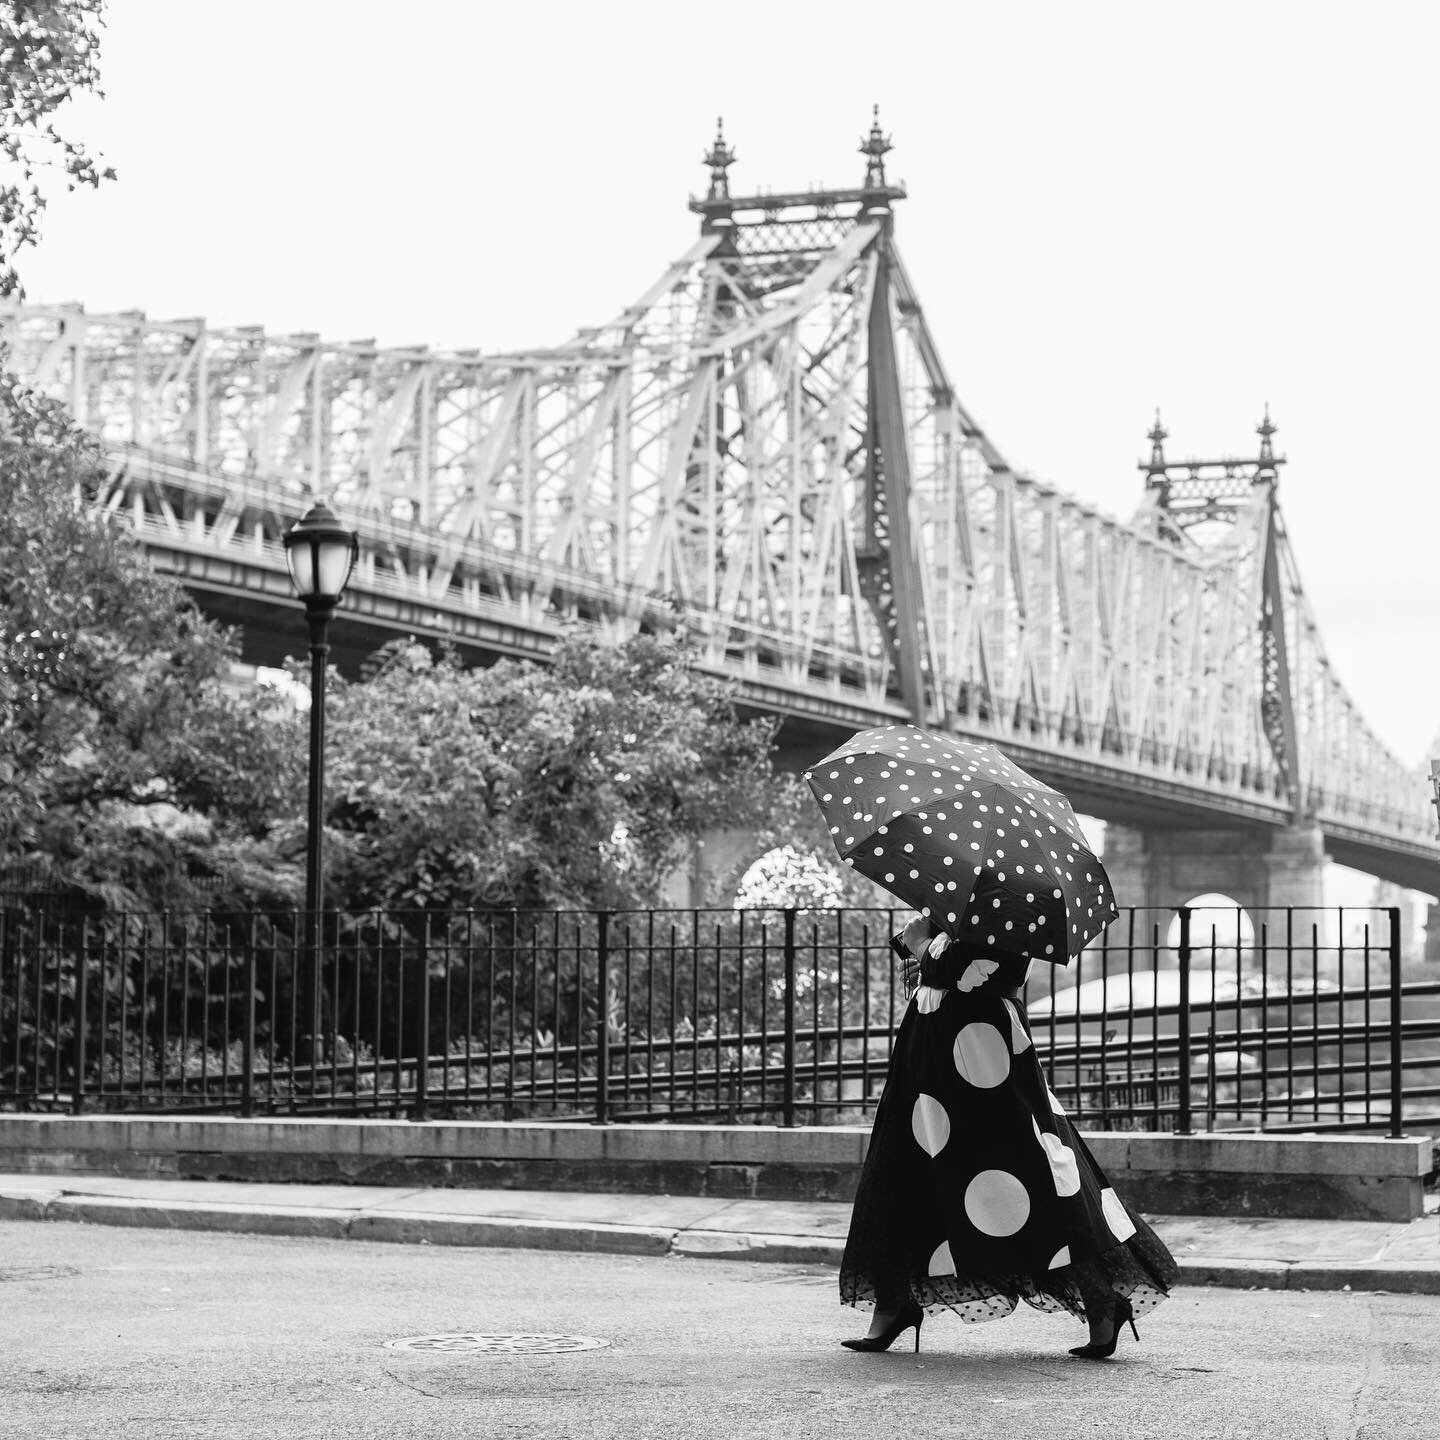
[0,115,1432,873]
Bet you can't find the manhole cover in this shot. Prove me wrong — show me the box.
[385,1333,610,1355]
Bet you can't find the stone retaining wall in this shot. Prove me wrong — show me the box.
[0,1116,1430,1221]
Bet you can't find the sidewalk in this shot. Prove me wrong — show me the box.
[2,1171,1436,1294]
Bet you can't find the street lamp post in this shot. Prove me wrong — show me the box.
[1430,760,1440,839]
[283,501,359,1066]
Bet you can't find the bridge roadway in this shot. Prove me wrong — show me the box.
[149,519,1440,897]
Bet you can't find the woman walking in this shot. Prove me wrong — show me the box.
[804,723,1179,1357]
[838,915,1179,1358]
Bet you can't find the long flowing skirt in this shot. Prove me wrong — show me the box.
[840,979,1180,1323]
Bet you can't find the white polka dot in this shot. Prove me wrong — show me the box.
[1033,1118,1081,1197]
[1100,1187,1137,1242]
[964,1169,1030,1237]
[953,1023,1011,1088]
[912,1093,951,1157]
[957,955,998,991]
[1001,999,1032,1053]
[1046,1085,1066,1115]
[914,985,947,1015]
[928,1239,957,1277]
[1048,1245,1072,1270]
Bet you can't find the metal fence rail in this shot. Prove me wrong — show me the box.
[1,903,1435,1134]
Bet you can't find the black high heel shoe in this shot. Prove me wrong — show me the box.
[1068,1296,1138,1360]
[841,1300,924,1354]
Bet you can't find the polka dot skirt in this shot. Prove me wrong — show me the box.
[840,947,1180,1327]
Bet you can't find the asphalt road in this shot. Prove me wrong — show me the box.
[0,1221,1435,1440]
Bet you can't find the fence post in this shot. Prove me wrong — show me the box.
[70,917,89,1116]
[241,934,256,1119]
[410,912,430,1122]
[1175,906,1193,1135]
[782,907,797,1128]
[595,911,611,1123]
[1388,905,1403,1138]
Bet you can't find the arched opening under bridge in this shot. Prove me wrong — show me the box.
[1166,894,1257,956]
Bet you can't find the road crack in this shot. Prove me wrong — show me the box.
[1342,1300,1380,1440]
[380,1365,440,1399]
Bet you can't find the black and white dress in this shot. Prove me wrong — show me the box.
[840,941,1179,1324]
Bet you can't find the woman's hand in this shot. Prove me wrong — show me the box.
[895,921,950,991]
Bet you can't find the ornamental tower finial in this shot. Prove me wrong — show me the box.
[1257,403,1277,469]
[1146,409,1168,475]
[703,117,736,204]
[860,104,892,191]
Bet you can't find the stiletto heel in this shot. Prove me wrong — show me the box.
[841,1300,924,1353]
[1068,1297,1138,1360]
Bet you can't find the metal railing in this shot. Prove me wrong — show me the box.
[1,903,1435,1134]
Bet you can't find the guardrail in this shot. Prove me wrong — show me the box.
[1,903,1434,1134]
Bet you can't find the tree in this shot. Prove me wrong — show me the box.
[1,0,114,297]
[0,375,303,910]
[741,769,895,910]
[317,634,783,914]
[732,845,846,909]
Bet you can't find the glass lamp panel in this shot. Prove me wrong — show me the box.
[287,541,318,599]
[316,538,354,598]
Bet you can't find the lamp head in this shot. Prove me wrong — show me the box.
[283,500,359,608]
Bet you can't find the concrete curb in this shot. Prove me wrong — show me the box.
[347,1211,675,1255]
[1179,1256,1440,1296]
[670,1230,847,1265]
[48,1195,352,1240]
[4,1188,1439,1294]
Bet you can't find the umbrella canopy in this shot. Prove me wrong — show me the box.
[805,724,1118,964]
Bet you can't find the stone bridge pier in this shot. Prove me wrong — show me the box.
[1101,822,1328,915]
[661,828,763,908]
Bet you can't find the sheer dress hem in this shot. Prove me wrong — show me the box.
[840,1233,1177,1326]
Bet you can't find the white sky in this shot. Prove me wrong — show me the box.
[22,0,1440,768]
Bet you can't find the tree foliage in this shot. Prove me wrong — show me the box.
[743,770,895,910]
[317,635,783,913]
[0,376,303,909]
[1,0,114,297]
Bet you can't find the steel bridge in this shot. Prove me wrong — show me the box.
[1,115,1435,894]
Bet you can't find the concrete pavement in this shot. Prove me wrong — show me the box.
[2,1170,1436,1294]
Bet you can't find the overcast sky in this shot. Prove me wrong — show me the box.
[22,0,1440,767]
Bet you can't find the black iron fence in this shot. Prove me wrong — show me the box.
[2,903,1436,1133]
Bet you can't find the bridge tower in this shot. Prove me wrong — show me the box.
[691,109,932,723]
[671,112,932,902]
[1106,409,1327,913]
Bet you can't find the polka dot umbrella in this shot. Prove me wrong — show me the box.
[804,723,1118,964]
